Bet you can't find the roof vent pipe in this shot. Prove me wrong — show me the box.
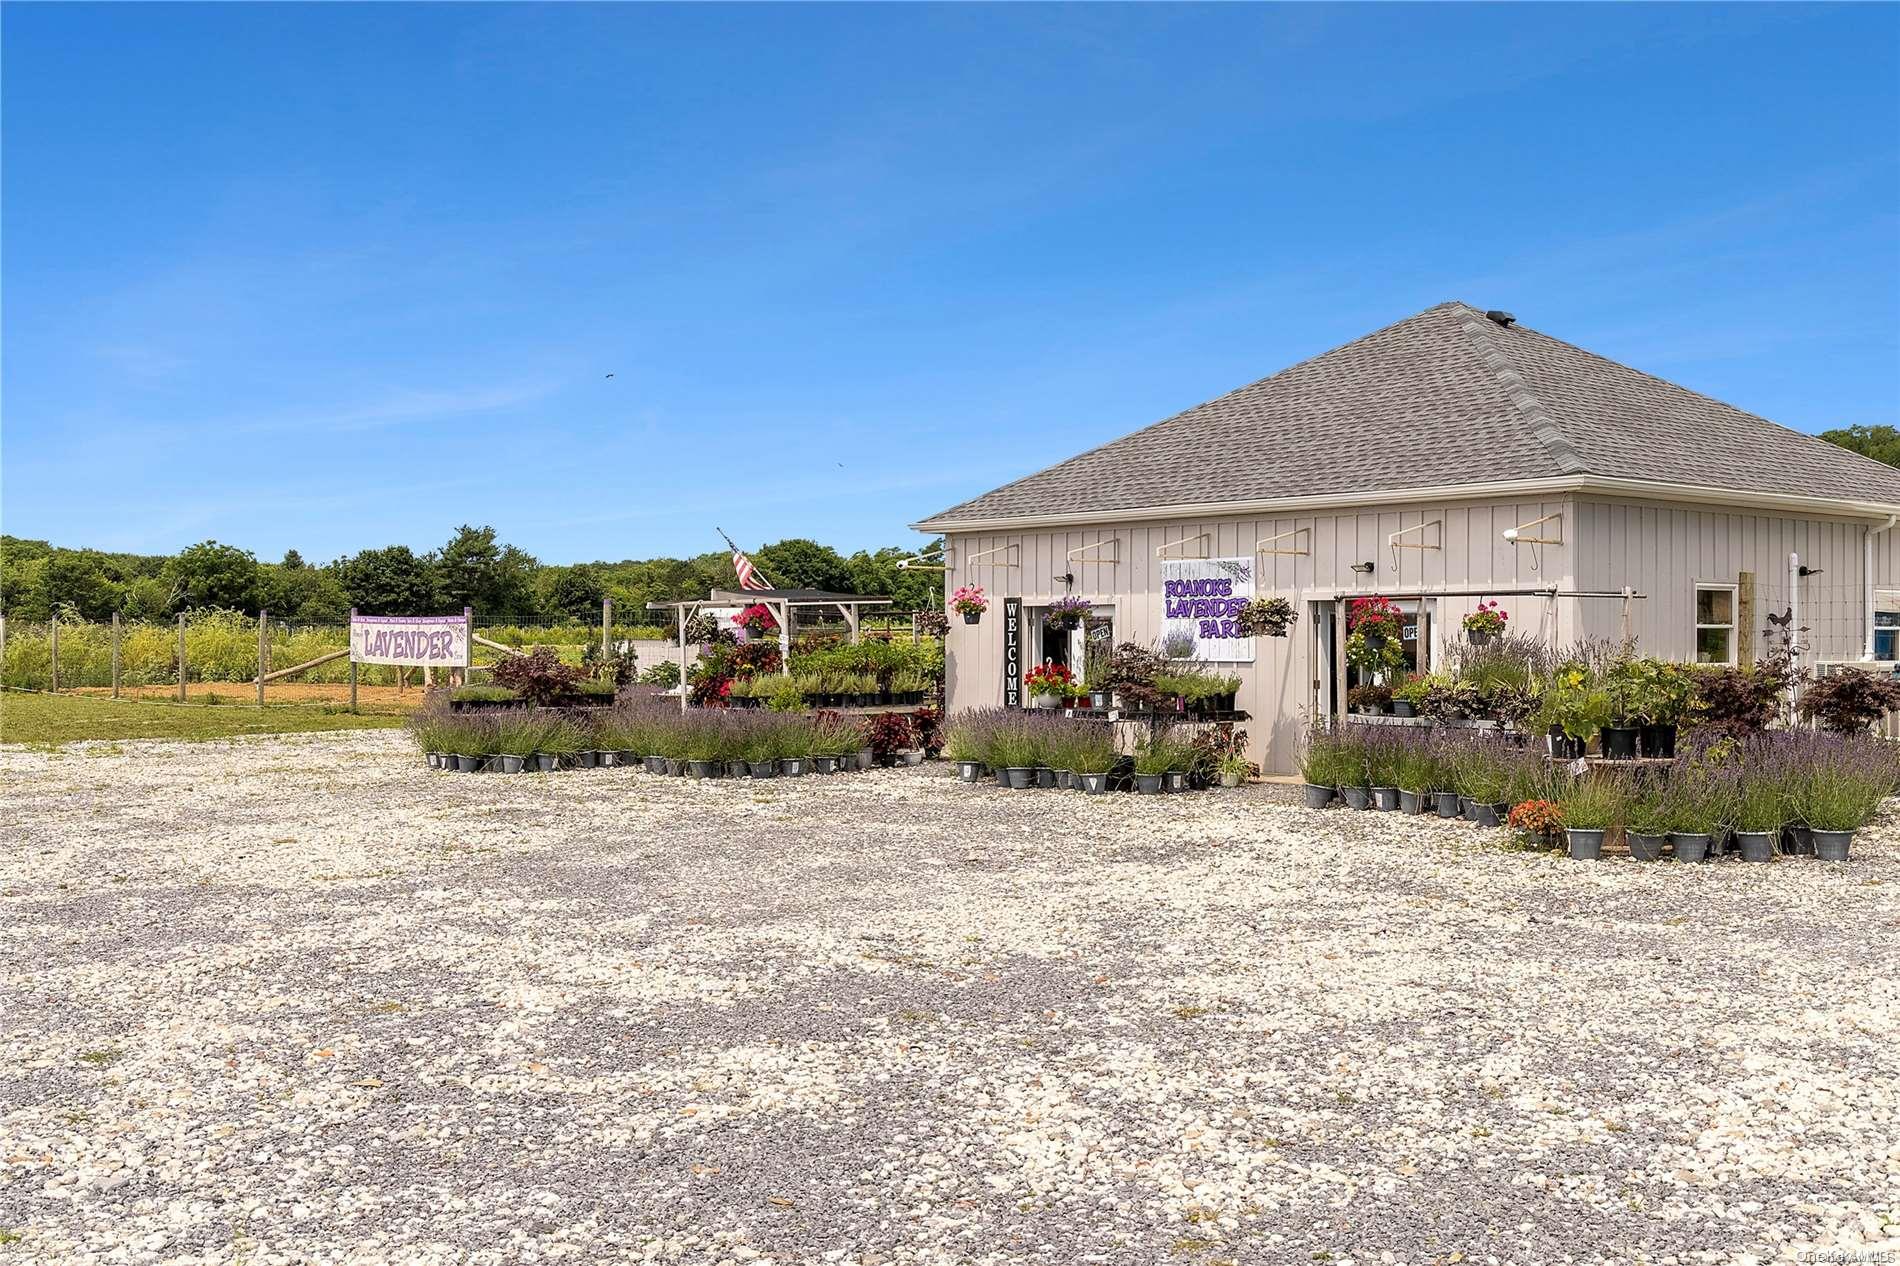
[1485,310,1516,327]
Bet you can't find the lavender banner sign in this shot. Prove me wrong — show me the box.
[1160,556,1255,663]
[350,614,471,667]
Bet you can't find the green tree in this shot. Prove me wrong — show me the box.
[435,525,540,621]
[281,548,306,570]
[540,563,608,623]
[334,545,437,615]
[36,549,126,620]
[751,538,851,593]
[845,542,944,613]
[1820,424,1900,468]
[260,563,351,623]
[167,540,260,612]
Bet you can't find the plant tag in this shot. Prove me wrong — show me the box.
[1567,758,1589,777]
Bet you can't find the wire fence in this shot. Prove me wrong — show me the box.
[0,610,932,694]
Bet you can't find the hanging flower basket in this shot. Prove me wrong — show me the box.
[1235,595,1297,638]
[951,584,988,625]
[1044,596,1091,631]
[1462,600,1508,645]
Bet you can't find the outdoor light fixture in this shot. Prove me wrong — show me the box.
[1350,561,1375,575]
[1799,565,1824,577]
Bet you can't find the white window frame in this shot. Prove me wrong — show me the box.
[1694,583,1738,666]
[1874,589,1900,663]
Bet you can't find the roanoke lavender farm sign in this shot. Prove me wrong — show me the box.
[1160,556,1255,663]
[350,613,471,668]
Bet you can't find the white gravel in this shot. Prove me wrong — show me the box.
[2,729,1897,1266]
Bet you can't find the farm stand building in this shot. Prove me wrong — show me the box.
[913,301,1900,773]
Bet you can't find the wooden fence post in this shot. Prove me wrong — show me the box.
[1738,571,1757,664]
[602,597,613,662]
[348,607,359,713]
[50,615,60,694]
[111,613,121,699]
[256,610,268,707]
[177,612,187,701]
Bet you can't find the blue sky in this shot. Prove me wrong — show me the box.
[4,3,1896,564]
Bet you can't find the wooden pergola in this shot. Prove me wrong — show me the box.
[647,588,892,711]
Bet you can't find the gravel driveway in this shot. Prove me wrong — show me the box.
[3,731,1897,1265]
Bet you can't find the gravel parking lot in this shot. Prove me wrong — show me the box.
[3,730,1897,1266]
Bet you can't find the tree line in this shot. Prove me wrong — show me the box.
[0,527,946,626]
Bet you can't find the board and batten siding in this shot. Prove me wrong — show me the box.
[1570,498,1886,662]
[941,496,1572,774]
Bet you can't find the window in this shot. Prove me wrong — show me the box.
[1694,585,1736,665]
[1876,591,1900,662]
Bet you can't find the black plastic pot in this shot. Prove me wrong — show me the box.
[497,755,526,774]
[1434,791,1460,818]
[1165,770,1189,794]
[1548,728,1586,760]
[1398,789,1422,814]
[454,754,481,772]
[1670,832,1711,863]
[814,756,840,775]
[1566,829,1604,860]
[956,760,982,783]
[1303,783,1335,809]
[664,758,686,777]
[1034,767,1058,789]
[780,757,807,777]
[1089,690,1111,709]
[1735,831,1776,863]
[963,611,981,624]
[1813,829,1853,861]
[1600,726,1639,760]
[1627,832,1666,862]
[1340,785,1371,811]
[1639,724,1677,759]
[725,760,749,779]
[1372,787,1400,812]
[749,760,778,779]
[687,760,716,779]
[597,752,618,768]
[1080,772,1109,794]
[1782,826,1814,856]
[532,754,557,773]
[1468,801,1506,828]
[1391,701,1416,718]
[1004,767,1034,790]
[1134,773,1164,795]
[1055,769,1074,791]
[644,755,667,775]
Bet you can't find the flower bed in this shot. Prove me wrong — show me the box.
[1299,724,1900,862]
[406,694,924,778]
[939,709,1251,795]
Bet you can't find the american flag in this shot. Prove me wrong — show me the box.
[732,549,771,591]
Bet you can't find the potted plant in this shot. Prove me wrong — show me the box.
[1347,683,1392,716]
[1461,600,1508,646]
[1662,768,1724,863]
[1731,764,1786,863]
[1506,799,1564,851]
[1640,661,1692,757]
[1362,730,1401,810]
[1072,729,1117,794]
[1793,738,1884,861]
[1558,775,1624,860]
[1546,671,1609,760]
[1452,741,1509,826]
[951,585,989,626]
[1299,730,1343,808]
[1235,595,1297,639]
[1026,661,1074,710]
[1132,733,1175,795]
[1044,596,1091,631]
[1335,732,1370,810]
[1623,776,1669,861]
[1391,674,1430,718]
[1216,753,1251,788]
[992,725,1036,790]
[1599,662,1645,760]
[1394,733,1438,814]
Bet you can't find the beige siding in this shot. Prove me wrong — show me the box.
[1571,498,1877,662]
[942,495,1573,774]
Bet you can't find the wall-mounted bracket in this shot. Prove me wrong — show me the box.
[1503,512,1564,572]
[1387,519,1444,569]
[896,547,949,573]
[1256,526,1311,557]
[1155,531,1211,559]
[964,542,1021,568]
[1066,538,1121,566]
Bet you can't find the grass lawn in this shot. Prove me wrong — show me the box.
[0,690,407,745]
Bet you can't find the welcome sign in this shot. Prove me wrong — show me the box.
[1160,556,1255,663]
[350,613,471,668]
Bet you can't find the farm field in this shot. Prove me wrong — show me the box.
[69,682,425,712]
[2,730,1896,1264]
[0,691,405,745]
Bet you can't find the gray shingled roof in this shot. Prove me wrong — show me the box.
[916,301,1900,526]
